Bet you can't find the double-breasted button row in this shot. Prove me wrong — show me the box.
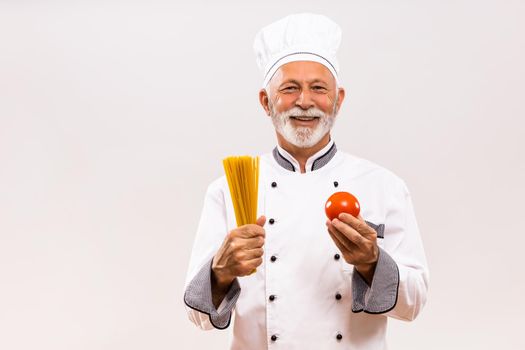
[267,180,277,262]
[334,254,343,299]
[267,179,344,344]
[334,246,343,341]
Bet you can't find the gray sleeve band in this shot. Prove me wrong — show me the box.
[351,247,400,314]
[365,220,385,239]
[183,257,241,329]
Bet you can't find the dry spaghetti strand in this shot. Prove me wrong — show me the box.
[223,156,259,226]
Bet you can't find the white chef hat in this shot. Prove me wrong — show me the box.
[253,13,342,88]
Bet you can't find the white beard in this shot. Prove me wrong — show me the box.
[270,104,336,148]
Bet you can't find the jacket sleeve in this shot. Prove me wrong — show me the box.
[351,179,429,321]
[183,178,241,330]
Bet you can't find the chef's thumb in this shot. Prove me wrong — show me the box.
[256,215,266,227]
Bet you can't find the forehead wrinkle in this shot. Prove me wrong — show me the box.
[308,78,330,85]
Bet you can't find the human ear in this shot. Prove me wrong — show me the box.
[335,87,346,114]
[259,88,271,116]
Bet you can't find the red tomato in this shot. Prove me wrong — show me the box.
[325,191,360,220]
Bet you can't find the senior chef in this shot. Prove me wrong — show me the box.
[183,13,429,350]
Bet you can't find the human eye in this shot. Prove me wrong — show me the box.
[280,85,299,93]
[311,85,327,93]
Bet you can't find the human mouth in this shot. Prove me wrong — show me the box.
[290,116,319,121]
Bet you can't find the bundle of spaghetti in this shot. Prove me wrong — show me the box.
[222,156,260,226]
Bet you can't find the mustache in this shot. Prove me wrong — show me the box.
[277,107,327,119]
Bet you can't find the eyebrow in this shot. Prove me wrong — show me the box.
[308,79,328,85]
[279,79,301,87]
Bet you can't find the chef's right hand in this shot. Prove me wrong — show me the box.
[212,215,266,288]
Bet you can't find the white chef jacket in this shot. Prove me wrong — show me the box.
[184,141,429,350]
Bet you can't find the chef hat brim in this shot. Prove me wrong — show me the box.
[263,52,340,88]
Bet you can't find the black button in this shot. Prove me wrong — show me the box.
[271,255,277,262]
[334,181,339,187]
[335,293,342,300]
[271,181,277,188]
[269,218,275,224]
[336,333,343,340]
[269,295,275,301]
[334,253,340,260]
[271,335,278,341]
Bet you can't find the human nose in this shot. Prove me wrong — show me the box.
[295,88,315,110]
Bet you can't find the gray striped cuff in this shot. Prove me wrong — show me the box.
[351,247,399,314]
[365,221,385,239]
[183,258,241,329]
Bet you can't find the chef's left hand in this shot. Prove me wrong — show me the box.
[326,213,379,285]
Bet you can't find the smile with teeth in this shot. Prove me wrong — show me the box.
[291,116,319,121]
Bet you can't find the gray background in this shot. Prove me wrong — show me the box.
[1,0,524,349]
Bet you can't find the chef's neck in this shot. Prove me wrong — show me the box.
[276,132,332,174]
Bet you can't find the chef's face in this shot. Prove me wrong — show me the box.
[260,61,345,148]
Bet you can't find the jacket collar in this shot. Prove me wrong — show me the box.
[272,139,337,172]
